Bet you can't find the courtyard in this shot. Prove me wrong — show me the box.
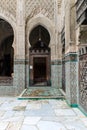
[0,1,87,129]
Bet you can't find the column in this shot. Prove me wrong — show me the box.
[13,0,25,95]
[65,0,78,106]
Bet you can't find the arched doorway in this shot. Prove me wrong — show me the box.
[29,25,51,86]
[0,19,14,78]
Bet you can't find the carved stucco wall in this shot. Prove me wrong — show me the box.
[0,0,61,59]
[0,0,61,23]
[25,0,55,23]
[0,0,16,22]
[25,0,60,60]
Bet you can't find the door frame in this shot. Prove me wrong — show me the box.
[29,52,51,86]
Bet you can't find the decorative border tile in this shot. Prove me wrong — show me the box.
[64,53,78,62]
[51,60,62,65]
[14,59,25,64]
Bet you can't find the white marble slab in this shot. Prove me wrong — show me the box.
[19,101,28,106]
[0,111,5,117]
[80,118,87,126]
[37,121,66,130]
[0,122,9,130]
[26,104,41,110]
[55,109,76,116]
[4,116,24,122]
[73,108,86,117]
[7,121,22,130]
[64,121,87,130]
[21,125,38,130]
[14,111,24,116]
[2,111,15,119]
[23,117,41,125]
[49,100,69,109]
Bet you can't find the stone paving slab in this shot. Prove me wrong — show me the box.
[0,98,86,130]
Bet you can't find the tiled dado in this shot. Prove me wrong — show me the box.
[51,60,62,88]
[13,59,26,95]
[14,59,29,64]
[62,58,65,91]
[0,60,25,87]
[51,60,62,65]
[0,59,26,96]
[64,53,78,105]
[14,59,26,65]
[25,64,29,88]
[79,53,87,112]
[0,77,13,86]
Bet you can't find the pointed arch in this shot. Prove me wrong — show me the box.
[0,11,16,51]
[26,14,56,48]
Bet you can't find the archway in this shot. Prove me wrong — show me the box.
[26,15,55,49]
[29,25,51,86]
[0,18,14,77]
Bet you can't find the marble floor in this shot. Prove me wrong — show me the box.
[0,98,87,130]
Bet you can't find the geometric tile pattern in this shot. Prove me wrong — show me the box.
[58,65,62,89]
[70,62,78,104]
[79,54,87,112]
[65,53,78,105]
[51,60,62,89]
[13,61,26,95]
[62,60,65,91]
[51,65,59,88]
[25,0,55,22]
[25,64,29,88]
[65,62,71,104]
[21,87,63,98]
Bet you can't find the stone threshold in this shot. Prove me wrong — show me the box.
[18,88,65,100]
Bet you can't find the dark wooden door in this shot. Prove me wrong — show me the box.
[33,57,47,84]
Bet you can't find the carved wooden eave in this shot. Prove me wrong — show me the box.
[76,0,87,25]
[78,25,87,49]
[61,26,65,44]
